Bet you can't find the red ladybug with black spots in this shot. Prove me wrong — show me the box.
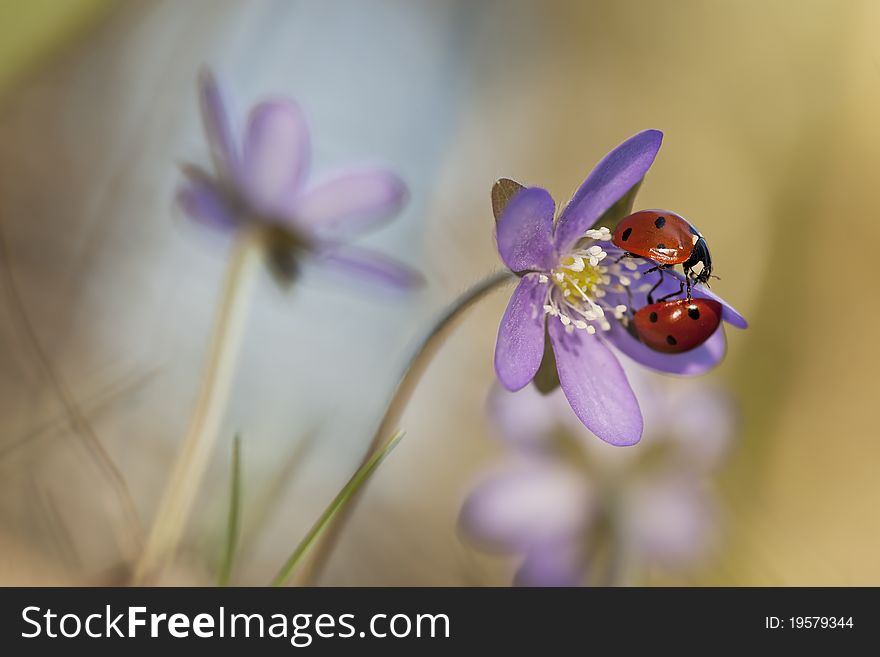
[633,298,722,354]
[612,210,712,300]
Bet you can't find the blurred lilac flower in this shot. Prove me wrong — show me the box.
[177,69,422,289]
[494,130,746,445]
[460,371,735,586]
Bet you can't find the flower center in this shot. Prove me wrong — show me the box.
[540,227,642,334]
[552,254,605,299]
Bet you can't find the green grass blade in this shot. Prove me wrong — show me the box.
[216,433,242,586]
[270,429,404,587]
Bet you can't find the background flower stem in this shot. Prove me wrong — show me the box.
[216,433,242,586]
[292,269,516,585]
[132,227,263,584]
[271,430,405,587]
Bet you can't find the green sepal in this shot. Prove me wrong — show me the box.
[532,324,561,394]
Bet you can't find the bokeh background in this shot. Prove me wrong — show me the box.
[0,0,878,585]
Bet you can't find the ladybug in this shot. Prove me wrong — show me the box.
[612,210,712,299]
[632,298,723,354]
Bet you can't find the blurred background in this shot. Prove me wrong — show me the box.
[0,0,878,586]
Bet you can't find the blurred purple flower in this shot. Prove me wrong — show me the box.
[494,130,746,445]
[177,69,422,289]
[459,371,735,586]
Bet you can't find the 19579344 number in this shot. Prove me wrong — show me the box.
[765,617,854,629]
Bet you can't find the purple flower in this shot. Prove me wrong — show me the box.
[459,372,735,586]
[177,69,421,289]
[494,130,746,445]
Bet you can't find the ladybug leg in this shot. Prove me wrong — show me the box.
[658,278,685,302]
[614,251,637,264]
[643,263,670,275]
[646,267,666,305]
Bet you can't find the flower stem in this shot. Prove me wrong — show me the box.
[271,430,405,587]
[132,228,263,584]
[292,269,516,585]
[216,433,243,586]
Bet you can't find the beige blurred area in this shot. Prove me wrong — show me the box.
[0,0,878,586]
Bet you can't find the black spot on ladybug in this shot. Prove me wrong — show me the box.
[649,312,658,323]
[666,335,677,346]
[621,227,632,242]
[654,216,666,228]
[687,306,700,320]
[657,243,666,250]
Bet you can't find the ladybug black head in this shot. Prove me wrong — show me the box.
[683,236,712,285]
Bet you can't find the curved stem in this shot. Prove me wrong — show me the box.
[271,430,404,587]
[132,228,263,584]
[291,269,516,585]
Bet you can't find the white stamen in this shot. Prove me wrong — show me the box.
[583,227,612,241]
[566,256,585,272]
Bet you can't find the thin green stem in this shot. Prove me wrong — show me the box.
[293,269,516,585]
[271,430,405,587]
[217,433,243,586]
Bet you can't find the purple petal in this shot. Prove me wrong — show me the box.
[317,245,423,291]
[605,320,726,376]
[459,462,592,551]
[176,172,238,231]
[669,271,748,329]
[198,69,241,184]
[290,166,407,236]
[548,320,643,445]
[514,540,586,587]
[554,130,663,252]
[623,476,716,568]
[495,187,557,272]
[494,275,549,391]
[242,100,311,215]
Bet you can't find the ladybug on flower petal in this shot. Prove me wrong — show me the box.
[612,209,713,301]
[633,298,723,354]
